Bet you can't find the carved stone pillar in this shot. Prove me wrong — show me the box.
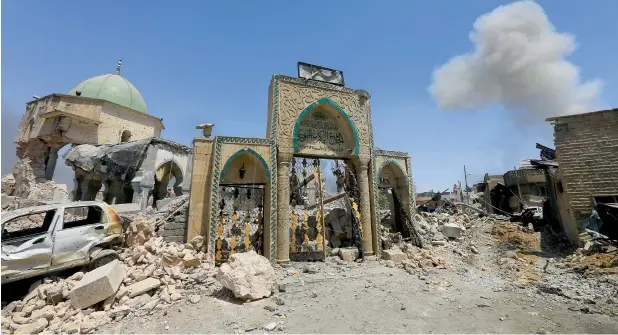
[356,158,374,255]
[276,152,293,263]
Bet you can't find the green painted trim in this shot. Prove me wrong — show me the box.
[269,77,280,263]
[219,148,271,181]
[292,97,360,156]
[377,159,409,185]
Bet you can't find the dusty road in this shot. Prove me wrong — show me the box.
[100,256,617,334]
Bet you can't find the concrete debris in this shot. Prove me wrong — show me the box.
[13,318,48,335]
[442,223,463,239]
[188,295,201,304]
[303,264,319,274]
[382,249,407,264]
[126,278,161,298]
[124,215,155,247]
[216,250,277,301]
[339,248,359,262]
[1,210,217,335]
[69,260,125,309]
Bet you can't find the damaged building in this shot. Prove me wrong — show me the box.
[530,108,618,244]
[63,138,192,209]
[4,61,193,211]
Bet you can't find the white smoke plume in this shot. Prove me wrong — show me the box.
[429,1,603,123]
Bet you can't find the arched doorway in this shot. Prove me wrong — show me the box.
[377,160,412,237]
[153,160,184,206]
[215,149,270,264]
[286,97,365,261]
[120,130,132,143]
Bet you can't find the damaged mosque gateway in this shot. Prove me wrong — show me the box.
[6,60,193,212]
[4,60,424,266]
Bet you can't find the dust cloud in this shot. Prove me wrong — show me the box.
[428,0,602,124]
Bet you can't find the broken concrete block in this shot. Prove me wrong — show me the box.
[182,253,201,268]
[46,286,64,305]
[442,224,463,239]
[14,318,48,335]
[216,250,277,301]
[23,280,43,303]
[30,305,55,321]
[382,249,407,264]
[339,248,359,262]
[126,277,161,298]
[69,260,125,309]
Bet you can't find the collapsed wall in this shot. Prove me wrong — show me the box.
[2,139,70,210]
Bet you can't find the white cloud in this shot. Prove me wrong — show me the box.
[428,0,602,124]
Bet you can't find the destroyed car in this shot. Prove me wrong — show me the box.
[1,201,123,284]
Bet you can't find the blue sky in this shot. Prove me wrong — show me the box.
[2,0,617,192]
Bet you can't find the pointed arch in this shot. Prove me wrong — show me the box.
[292,97,360,155]
[377,159,409,185]
[220,148,271,181]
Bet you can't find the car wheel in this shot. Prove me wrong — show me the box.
[89,254,118,271]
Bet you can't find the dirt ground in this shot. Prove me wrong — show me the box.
[100,220,618,334]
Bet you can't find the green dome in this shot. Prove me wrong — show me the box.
[68,73,147,113]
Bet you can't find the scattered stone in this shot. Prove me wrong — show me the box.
[61,322,80,334]
[69,260,125,309]
[431,240,446,246]
[188,295,201,304]
[384,260,396,268]
[382,249,407,264]
[14,318,48,334]
[264,305,276,312]
[182,254,201,268]
[505,251,518,259]
[140,298,160,312]
[171,293,183,301]
[30,305,55,321]
[126,277,161,298]
[278,284,286,292]
[470,246,480,254]
[216,251,277,301]
[442,224,463,239]
[264,322,277,331]
[339,248,359,262]
[303,264,318,274]
[273,296,285,306]
[309,291,318,298]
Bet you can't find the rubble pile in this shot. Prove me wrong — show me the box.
[561,232,618,273]
[413,211,496,245]
[379,232,447,272]
[0,217,216,334]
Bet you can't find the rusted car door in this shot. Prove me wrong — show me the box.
[51,205,109,266]
[1,209,58,278]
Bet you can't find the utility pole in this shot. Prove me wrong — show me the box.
[464,165,470,205]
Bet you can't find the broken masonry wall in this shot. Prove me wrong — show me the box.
[550,109,618,231]
[97,103,163,143]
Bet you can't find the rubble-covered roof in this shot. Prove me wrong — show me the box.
[63,138,192,183]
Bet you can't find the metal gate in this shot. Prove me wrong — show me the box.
[289,157,364,261]
[215,185,265,264]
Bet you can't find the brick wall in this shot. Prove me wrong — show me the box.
[550,109,618,219]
